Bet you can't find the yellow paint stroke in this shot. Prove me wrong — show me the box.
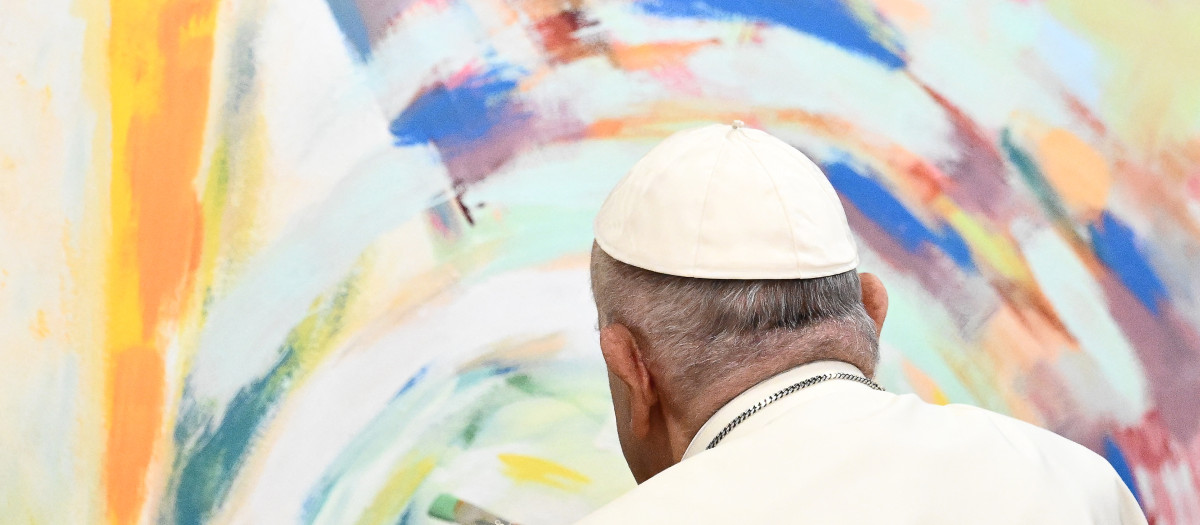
[288,276,363,379]
[355,455,437,525]
[31,310,51,340]
[105,0,218,522]
[931,197,1033,285]
[498,453,591,490]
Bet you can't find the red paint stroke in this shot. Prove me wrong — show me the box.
[1114,412,1200,523]
[535,10,605,64]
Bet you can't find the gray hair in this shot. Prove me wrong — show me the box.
[590,243,879,396]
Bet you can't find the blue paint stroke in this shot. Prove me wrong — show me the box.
[824,161,976,271]
[1103,435,1143,506]
[389,65,528,157]
[396,505,417,525]
[1088,211,1168,315]
[637,0,904,68]
[394,365,430,400]
[325,0,373,60]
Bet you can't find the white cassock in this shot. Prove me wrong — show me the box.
[577,361,1147,524]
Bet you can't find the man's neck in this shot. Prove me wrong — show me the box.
[667,360,868,462]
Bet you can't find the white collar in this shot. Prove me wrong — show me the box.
[682,360,870,460]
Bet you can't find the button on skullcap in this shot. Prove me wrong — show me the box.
[594,122,858,279]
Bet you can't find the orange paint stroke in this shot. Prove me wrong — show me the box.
[106,349,167,523]
[872,0,930,27]
[608,40,718,71]
[1036,128,1112,217]
[105,0,216,522]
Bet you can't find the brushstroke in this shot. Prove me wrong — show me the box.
[173,275,356,525]
[390,64,528,156]
[533,10,606,64]
[1036,128,1111,215]
[1000,130,1074,229]
[104,0,216,522]
[354,455,437,525]
[1104,435,1142,505]
[637,0,905,68]
[824,161,975,271]
[498,453,591,489]
[1088,212,1169,315]
[7,0,1200,522]
[325,0,373,60]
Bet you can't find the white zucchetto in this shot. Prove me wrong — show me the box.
[594,122,859,279]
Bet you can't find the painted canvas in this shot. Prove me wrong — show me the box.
[2,0,1199,523]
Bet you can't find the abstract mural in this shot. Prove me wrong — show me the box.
[2,0,1199,523]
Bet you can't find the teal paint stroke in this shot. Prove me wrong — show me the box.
[170,279,356,525]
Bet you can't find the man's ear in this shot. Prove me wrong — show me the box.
[859,272,889,337]
[599,323,658,438]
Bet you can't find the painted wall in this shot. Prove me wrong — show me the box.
[3,0,1199,523]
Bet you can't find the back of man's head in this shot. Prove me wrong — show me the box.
[590,242,879,404]
[589,122,889,481]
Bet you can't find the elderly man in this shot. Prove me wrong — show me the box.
[577,122,1146,523]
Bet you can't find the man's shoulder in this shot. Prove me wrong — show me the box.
[929,399,1113,467]
[576,393,1146,524]
[873,394,1125,480]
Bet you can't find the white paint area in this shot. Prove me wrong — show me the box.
[186,0,452,424]
[1019,224,1147,422]
[683,26,957,162]
[903,1,1081,132]
[0,0,104,522]
[471,139,651,212]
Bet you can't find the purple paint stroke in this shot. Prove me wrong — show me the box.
[1095,269,1200,442]
[1024,359,1111,452]
[390,64,530,153]
[354,0,436,44]
[914,79,1027,224]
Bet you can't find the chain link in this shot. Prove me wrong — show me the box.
[705,372,883,450]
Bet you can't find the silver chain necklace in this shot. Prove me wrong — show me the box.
[705,372,884,450]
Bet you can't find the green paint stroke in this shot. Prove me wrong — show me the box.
[1000,129,1074,229]
[170,271,360,525]
[301,366,519,525]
